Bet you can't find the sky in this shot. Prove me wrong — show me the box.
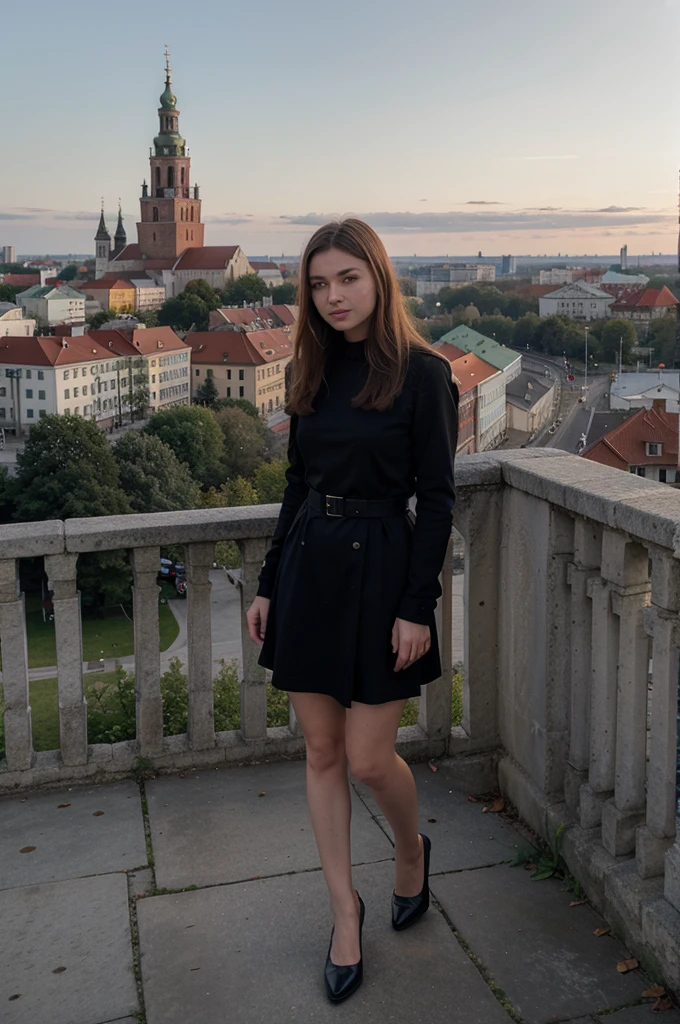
[2,0,679,259]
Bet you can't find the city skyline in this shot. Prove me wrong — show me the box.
[3,0,678,258]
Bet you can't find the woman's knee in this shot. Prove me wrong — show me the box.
[347,751,393,788]
[305,734,346,774]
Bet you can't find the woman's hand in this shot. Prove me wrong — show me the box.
[247,595,271,646]
[392,617,431,672]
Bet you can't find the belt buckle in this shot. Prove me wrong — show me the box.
[325,494,344,517]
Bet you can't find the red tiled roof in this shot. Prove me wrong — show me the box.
[268,304,298,325]
[210,307,259,327]
[604,284,678,311]
[582,403,678,469]
[637,286,678,308]
[0,334,133,366]
[109,244,175,271]
[78,278,135,291]
[89,326,187,356]
[3,274,40,287]
[447,351,499,394]
[111,243,142,261]
[173,246,240,271]
[249,261,280,271]
[186,327,292,365]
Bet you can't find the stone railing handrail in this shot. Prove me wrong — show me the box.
[1,447,679,991]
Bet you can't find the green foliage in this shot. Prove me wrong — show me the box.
[113,431,200,512]
[182,278,220,310]
[0,465,16,524]
[647,314,677,367]
[194,368,219,409]
[0,262,29,274]
[599,319,637,364]
[143,405,225,487]
[476,314,515,346]
[0,283,23,303]
[212,397,259,418]
[252,458,288,503]
[87,308,117,329]
[220,273,269,305]
[271,281,297,304]
[158,293,210,332]
[512,312,540,349]
[507,823,578,888]
[56,264,78,281]
[398,276,416,297]
[213,405,267,479]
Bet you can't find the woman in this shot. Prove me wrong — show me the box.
[246,218,459,1003]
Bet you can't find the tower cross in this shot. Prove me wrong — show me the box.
[164,46,171,83]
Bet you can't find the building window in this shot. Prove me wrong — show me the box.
[153,207,159,222]
[38,390,45,400]
[191,231,194,240]
[181,167,185,185]
[64,389,70,399]
[27,409,34,418]
[156,167,161,187]
[659,469,667,483]
[239,369,244,380]
[646,442,662,456]
[227,370,231,379]
[63,370,70,380]
[26,369,32,379]
[82,384,88,395]
[180,208,184,221]
[636,466,646,477]
[0,408,4,418]
[195,368,200,376]
[186,230,189,240]
[168,166,174,188]
[240,386,244,398]
[153,232,156,242]
[39,409,46,418]
[190,207,194,221]
[227,387,231,397]
[73,387,79,398]
[25,389,33,398]
[38,371,44,380]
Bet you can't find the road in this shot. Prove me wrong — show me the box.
[520,351,610,454]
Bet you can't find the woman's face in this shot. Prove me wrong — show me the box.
[308,246,377,343]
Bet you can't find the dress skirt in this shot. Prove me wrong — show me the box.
[257,499,442,709]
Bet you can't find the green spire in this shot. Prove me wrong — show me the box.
[95,201,110,241]
[160,46,177,110]
[154,48,186,157]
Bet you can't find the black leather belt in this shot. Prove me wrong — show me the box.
[307,486,409,518]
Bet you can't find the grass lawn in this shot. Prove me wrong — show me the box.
[0,589,180,670]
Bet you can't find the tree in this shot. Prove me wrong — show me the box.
[213,405,267,479]
[11,415,133,609]
[31,312,50,335]
[599,320,637,365]
[648,315,677,367]
[113,431,201,513]
[220,273,269,306]
[143,405,225,487]
[157,293,210,332]
[0,465,16,524]
[476,314,515,346]
[194,368,219,409]
[271,281,297,304]
[397,277,416,297]
[57,264,78,281]
[253,458,288,503]
[0,283,23,303]
[513,312,540,349]
[212,397,260,419]
[183,278,220,310]
[87,308,117,329]
[0,262,30,275]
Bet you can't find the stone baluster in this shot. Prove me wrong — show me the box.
[636,548,680,890]
[44,553,87,766]
[600,535,651,856]
[564,520,602,816]
[451,486,502,752]
[417,534,453,745]
[0,558,32,771]
[580,534,620,828]
[184,542,216,750]
[130,547,163,757]
[238,537,270,742]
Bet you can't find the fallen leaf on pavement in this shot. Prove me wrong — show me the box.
[428,760,438,772]
[643,985,666,998]
[569,899,588,907]
[427,817,437,823]
[258,791,266,797]
[57,803,70,809]
[594,927,610,937]
[652,996,674,1012]
[616,958,639,973]
[92,811,105,817]
[19,846,36,853]
[489,798,505,813]
[467,796,478,803]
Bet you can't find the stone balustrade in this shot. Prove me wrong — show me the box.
[1,447,679,988]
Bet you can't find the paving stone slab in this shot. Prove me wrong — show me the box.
[0,873,138,1024]
[431,863,649,1023]
[137,858,513,1024]
[146,761,393,889]
[0,781,147,890]
[353,762,525,873]
[595,1004,680,1022]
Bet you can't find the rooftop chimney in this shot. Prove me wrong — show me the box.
[652,398,666,412]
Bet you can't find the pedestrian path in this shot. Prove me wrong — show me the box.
[1,760,677,1024]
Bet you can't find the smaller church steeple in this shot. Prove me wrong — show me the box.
[113,201,127,257]
[95,199,112,278]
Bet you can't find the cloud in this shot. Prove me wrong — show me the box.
[0,212,33,220]
[502,155,579,162]
[53,211,103,221]
[589,205,642,213]
[278,208,672,234]
[464,200,503,205]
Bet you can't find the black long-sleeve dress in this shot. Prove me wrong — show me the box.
[256,336,459,708]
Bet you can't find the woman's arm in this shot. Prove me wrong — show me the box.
[256,408,308,598]
[396,355,459,625]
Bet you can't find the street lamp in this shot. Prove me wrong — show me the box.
[584,326,589,400]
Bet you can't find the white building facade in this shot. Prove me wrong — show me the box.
[18,285,85,326]
[0,304,36,336]
[539,281,614,321]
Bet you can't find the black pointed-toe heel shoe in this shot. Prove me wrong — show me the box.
[324,893,365,1003]
[392,833,431,931]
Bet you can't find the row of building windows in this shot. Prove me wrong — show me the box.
[257,364,281,379]
[224,386,245,399]
[159,367,188,383]
[159,352,189,366]
[259,397,280,415]
[159,383,190,400]
[5,369,46,381]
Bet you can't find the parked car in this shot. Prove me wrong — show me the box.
[158,559,185,582]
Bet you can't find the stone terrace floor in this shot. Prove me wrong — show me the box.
[2,760,679,1024]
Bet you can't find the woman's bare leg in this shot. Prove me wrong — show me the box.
[288,692,361,966]
[345,700,424,897]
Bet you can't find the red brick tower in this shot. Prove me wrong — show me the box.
[137,50,205,260]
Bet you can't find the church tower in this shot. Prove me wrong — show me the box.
[94,203,111,279]
[112,202,127,258]
[137,50,205,260]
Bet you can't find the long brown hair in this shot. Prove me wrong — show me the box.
[285,218,453,416]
